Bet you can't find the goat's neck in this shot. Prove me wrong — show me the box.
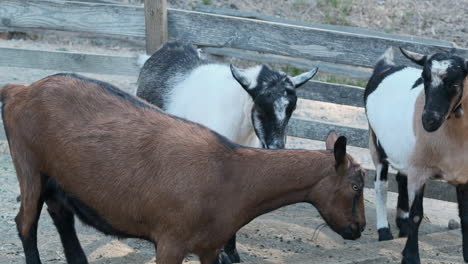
[237,93,260,147]
[233,149,333,223]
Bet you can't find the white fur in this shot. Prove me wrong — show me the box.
[137,54,151,68]
[366,67,423,173]
[431,60,451,87]
[166,64,261,147]
[397,208,409,219]
[375,164,390,230]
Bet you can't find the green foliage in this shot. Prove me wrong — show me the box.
[202,0,211,5]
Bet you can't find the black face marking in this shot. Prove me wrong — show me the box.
[418,53,467,132]
[248,66,298,149]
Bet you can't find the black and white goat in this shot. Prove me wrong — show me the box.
[365,47,468,264]
[137,42,317,150]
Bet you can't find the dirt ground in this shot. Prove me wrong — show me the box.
[1,0,468,263]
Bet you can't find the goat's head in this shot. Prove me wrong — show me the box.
[230,64,318,149]
[309,131,366,240]
[400,47,468,132]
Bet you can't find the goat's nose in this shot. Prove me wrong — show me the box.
[267,141,285,149]
[422,110,443,132]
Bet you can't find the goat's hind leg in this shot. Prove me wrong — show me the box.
[46,198,88,264]
[456,183,468,262]
[369,128,393,241]
[14,166,44,263]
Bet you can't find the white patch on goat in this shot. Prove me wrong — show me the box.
[366,67,423,173]
[375,164,390,230]
[397,208,409,219]
[274,97,289,123]
[431,60,451,87]
[137,54,151,68]
[166,64,261,148]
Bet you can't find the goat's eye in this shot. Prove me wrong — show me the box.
[352,184,359,191]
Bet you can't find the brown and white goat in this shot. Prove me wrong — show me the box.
[365,47,468,264]
[3,73,366,264]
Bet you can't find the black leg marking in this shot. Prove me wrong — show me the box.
[457,184,468,262]
[396,173,410,238]
[223,234,241,263]
[401,186,425,264]
[16,199,44,264]
[46,199,88,264]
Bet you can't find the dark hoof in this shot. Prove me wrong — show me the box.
[225,249,240,263]
[397,217,410,237]
[401,254,420,264]
[16,195,21,202]
[218,252,233,264]
[378,227,393,241]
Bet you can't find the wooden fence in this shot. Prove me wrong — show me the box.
[1,0,467,202]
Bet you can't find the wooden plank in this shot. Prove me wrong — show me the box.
[0,47,139,76]
[1,1,467,68]
[298,81,364,107]
[0,0,145,37]
[202,47,372,79]
[144,0,167,54]
[194,5,455,48]
[167,9,468,68]
[288,118,368,148]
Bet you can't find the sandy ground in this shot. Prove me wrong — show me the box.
[1,0,468,263]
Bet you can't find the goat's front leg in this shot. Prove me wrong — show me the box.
[396,172,410,237]
[401,185,425,264]
[456,183,468,262]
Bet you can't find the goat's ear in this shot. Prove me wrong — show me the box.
[334,136,348,170]
[325,130,338,150]
[291,67,318,88]
[230,64,252,90]
[399,47,427,66]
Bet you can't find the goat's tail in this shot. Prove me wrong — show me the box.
[0,83,27,104]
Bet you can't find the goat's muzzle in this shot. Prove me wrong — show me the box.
[422,110,445,132]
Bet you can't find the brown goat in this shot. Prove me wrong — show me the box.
[2,74,366,264]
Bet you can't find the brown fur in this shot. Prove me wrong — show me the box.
[3,74,365,264]
[404,77,468,200]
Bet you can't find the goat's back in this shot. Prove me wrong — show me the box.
[137,42,206,108]
[2,73,237,239]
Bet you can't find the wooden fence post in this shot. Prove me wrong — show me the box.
[144,0,167,55]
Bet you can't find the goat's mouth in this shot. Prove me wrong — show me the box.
[422,109,448,132]
[339,225,362,240]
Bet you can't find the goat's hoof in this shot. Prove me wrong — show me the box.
[16,195,21,202]
[218,252,233,264]
[397,217,410,237]
[401,254,420,264]
[226,250,241,263]
[378,227,393,241]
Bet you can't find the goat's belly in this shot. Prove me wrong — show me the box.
[365,68,423,172]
